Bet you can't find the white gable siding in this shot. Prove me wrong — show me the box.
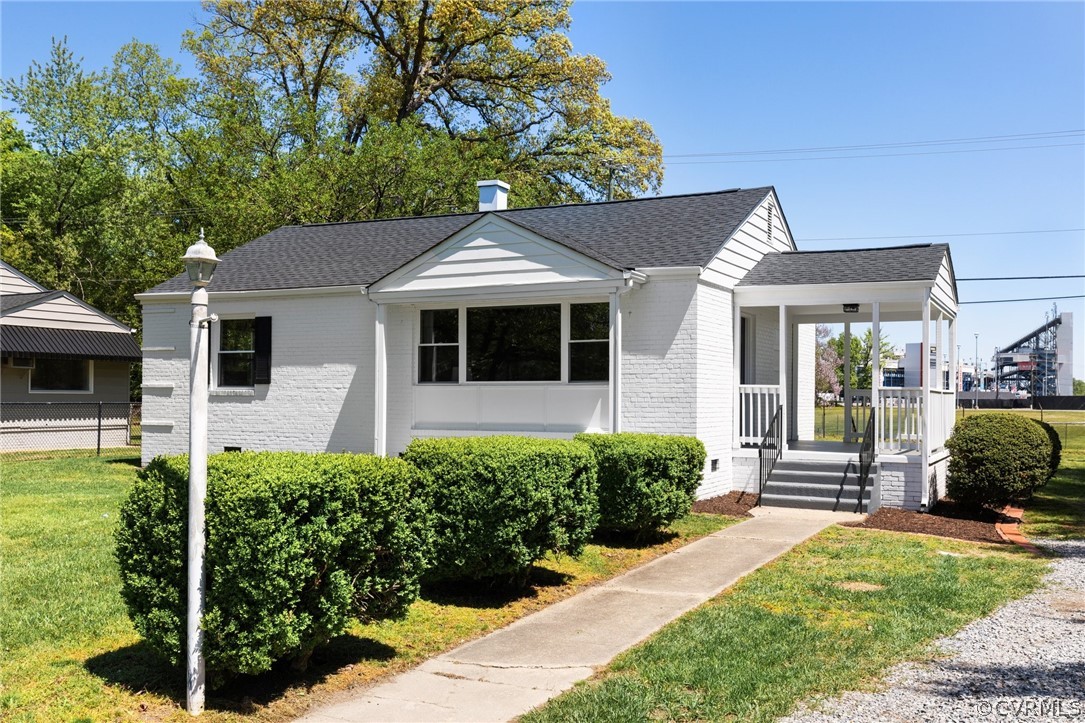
[377,220,615,294]
[0,264,45,294]
[140,294,373,465]
[2,296,128,332]
[931,254,957,314]
[702,195,795,290]
[694,282,733,498]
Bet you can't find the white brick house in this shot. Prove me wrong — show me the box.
[138,183,958,511]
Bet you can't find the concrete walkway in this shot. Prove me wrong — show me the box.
[297,506,862,723]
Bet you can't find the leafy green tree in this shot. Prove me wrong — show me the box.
[827,328,896,390]
[1074,378,1085,396]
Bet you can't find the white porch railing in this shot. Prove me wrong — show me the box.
[843,390,872,443]
[739,384,780,446]
[928,389,954,451]
[877,388,923,453]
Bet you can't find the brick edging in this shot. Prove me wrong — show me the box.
[996,505,1046,554]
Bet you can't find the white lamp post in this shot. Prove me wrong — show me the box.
[182,229,219,716]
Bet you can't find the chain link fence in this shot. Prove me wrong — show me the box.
[1,402,141,461]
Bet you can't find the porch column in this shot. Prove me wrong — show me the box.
[843,321,853,443]
[609,291,623,433]
[921,291,932,509]
[733,300,742,448]
[373,302,387,456]
[872,302,880,451]
[949,315,958,402]
[778,304,788,450]
[935,311,945,391]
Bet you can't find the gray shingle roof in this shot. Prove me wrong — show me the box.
[737,244,951,287]
[1,291,60,314]
[145,187,774,294]
[0,325,142,361]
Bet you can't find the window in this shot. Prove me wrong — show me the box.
[218,317,272,387]
[30,358,91,392]
[468,304,561,381]
[569,302,609,382]
[418,309,459,383]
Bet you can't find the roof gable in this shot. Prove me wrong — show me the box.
[143,187,775,295]
[372,214,621,295]
[1,290,133,333]
[1,261,47,294]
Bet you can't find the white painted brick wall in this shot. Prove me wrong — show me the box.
[140,293,373,465]
[795,323,815,441]
[695,282,733,498]
[879,460,924,511]
[732,455,759,493]
[620,279,698,437]
[385,304,416,456]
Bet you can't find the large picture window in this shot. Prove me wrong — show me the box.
[468,304,561,381]
[419,309,459,383]
[30,358,91,392]
[569,303,610,382]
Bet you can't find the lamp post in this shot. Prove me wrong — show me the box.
[182,229,219,716]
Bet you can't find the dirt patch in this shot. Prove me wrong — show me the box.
[692,491,759,517]
[842,502,1012,545]
[834,581,886,592]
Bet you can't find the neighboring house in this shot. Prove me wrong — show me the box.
[1,262,142,451]
[138,182,959,511]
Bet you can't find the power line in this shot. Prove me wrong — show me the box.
[662,129,1084,159]
[959,294,1085,305]
[958,275,1085,281]
[800,228,1085,242]
[663,142,1083,165]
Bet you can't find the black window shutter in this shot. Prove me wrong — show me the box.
[254,316,272,384]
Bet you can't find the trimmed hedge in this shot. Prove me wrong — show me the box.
[574,433,706,536]
[946,414,1052,509]
[1031,418,1062,482]
[115,452,431,683]
[402,436,598,584]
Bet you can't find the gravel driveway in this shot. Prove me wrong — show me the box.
[780,539,1085,723]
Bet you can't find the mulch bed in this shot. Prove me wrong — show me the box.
[841,501,1020,544]
[692,491,760,517]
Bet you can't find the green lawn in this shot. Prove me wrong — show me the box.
[0,454,739,722]
[523,526,1050,723]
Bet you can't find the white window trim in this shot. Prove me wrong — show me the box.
[28,358,95,394]
[211,315,256,390]
[414,298,610,386]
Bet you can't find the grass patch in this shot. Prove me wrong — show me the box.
[1024,462,1085,540]
[523,526,1049,723]
[0,454,739,722]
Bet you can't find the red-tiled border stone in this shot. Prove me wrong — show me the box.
[996,505,1046,555]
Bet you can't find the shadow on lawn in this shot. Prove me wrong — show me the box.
[85,634,396,713]
[591,528,680,549]
[422,565,575,609]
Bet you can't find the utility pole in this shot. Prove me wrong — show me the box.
[605,162,618,202]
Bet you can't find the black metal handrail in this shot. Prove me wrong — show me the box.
[857,408,876,513]
[756,405,783,506]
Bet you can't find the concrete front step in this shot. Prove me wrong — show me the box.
[759,493,869,513]
[762,479,872,500]
[773,459,878,474]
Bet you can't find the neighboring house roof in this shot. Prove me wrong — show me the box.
[737,244,952,287]
[0,325,142,361]
[145,187,776,294]
[1,291,59,313]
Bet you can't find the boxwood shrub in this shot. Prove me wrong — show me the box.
[1031,418,1062,483]
[115,452,431,683]
[946,414,1052,509]
[402,436,598,584]
[574,433,706,537]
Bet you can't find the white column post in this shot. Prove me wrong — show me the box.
[872,302,881,452]
[935,311,945,391]
[778,304,788,450]
[733,301,742,448]
[373,303,387,456]
[843,321,853,443]
[186,285,209,715]
[949,315,958,410]
[609,290,623,433]
[920,291,932,509]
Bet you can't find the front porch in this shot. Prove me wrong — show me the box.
[732,244,960,511]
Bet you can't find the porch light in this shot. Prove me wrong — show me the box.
[182,229,220,287]
[842,303,859,313]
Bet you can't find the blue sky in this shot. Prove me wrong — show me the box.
[3,1,1084,378]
